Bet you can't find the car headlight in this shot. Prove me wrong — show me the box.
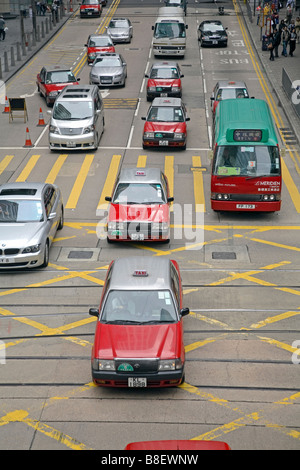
[148,86,156,92]
[49,125,59,134]
[49,91,59,97]
[89,53,96,60]
[152,222,169,230]
[174,133,184,139]
[93,359,115,371]
[22,244,41,254]
[171,85,180,92]
[108,222,124,230]
[90,74,98,79]
[158,359,182,371]
[144,132,154,139]
[83,125,95,134]
[114,73,123,80]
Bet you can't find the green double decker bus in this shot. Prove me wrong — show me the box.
[210,98,282,212]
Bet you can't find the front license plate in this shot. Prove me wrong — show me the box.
[0,258,12,263]
[66,141,76,147]
[236,204,255,209]
[159,140,168,146]
[160,93,168,97]
[88,11,92,14]
[130,233,145,241]
[212,40,218,44]
[128,377,147,387]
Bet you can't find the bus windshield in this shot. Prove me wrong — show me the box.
[213,145,281,177]
[154,22,186,39]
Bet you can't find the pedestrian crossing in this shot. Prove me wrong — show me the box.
[1,152,300,214]
[0,152,207,213]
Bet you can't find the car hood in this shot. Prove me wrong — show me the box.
[148,78,181,87]
[108,27,129,35]
[144,121,186,133]
[88,46,115,54]
[95,323,179,359]
[91,66,122,75]
[108,203,169,222]
[45,82,78,92]
[0,222,45,247]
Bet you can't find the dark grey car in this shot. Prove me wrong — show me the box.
[198,20,228,47]
[106,18,133,43]
[0,182,63,269]
[89,53,127,87]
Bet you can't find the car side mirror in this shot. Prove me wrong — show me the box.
[105,196,112,201]
[152,25,154,30]
[48,212,56,220]
[89,308,99,317]
[186,117,190,121]
[167,197,174,203]
[180,74,184,78]
[141,117,146,120]
[145,74,149,78]
[180,307,189,317]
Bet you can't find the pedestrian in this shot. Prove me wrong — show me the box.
[268,32,275,60]
[281,24,290,56]
[296,17,300,43]
[289,26,297,56]
[286,4,293,24]
[273,27,281,57]
[0,15,5,41]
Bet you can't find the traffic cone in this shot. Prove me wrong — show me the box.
[70,0,73,12]
[37,107,45,126]
[2,96,9,114]
[24,127,33,148]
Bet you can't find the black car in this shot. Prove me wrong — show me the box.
[198,20,228,47]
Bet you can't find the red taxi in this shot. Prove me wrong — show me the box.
[89,256,189,388]
[36,66,79,106]
[80,0,101,17]
[145,61,184,101]
[85,34,115,64]
[125,440,231,450]
[211,80,250,118]
[142,98,190,150]
[105,167,173,242]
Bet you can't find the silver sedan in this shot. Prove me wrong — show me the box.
[106,18,133,43]
[0,182,63,269]
[89,53,127,87]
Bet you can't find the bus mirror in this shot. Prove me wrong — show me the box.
[280,148,286,157]
[207,150,213,160]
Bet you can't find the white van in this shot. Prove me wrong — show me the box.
[152,7,188,57]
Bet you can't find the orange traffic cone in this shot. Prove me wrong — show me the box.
[2,96,9,114]
[24,127,33,148]
[70,0,73,12]
[37,107,45,126]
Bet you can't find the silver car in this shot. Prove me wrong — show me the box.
[0,182,63,269]
[89,53,127,87]
[106,17,133,43]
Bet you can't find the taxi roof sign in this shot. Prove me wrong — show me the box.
[136,170,146,176]
[133,270,148,277]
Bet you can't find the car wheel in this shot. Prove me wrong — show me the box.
[41,241,49,268]
[57,206,64,230]
[46,96,51,107]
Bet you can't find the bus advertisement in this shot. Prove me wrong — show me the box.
[210,98,283,212]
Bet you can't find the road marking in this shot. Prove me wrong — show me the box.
[97,154,122,210]
[66,154,94,209]
[15,154,40,182]
[164,155,174,211]
[0,155,14,175]
[192,156,205,212]
[281,159,300,213]
[45,154,68,184]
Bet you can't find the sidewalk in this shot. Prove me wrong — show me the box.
[238,0,300,146]
[0,6,77,83]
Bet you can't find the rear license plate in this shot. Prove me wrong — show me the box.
[159,140,168,146]
[0,258,13,264]
[130,233,145,241]
[66,141,76,147]
[236,204,255,209]
[128,377,147,387]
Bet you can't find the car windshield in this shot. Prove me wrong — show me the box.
[154,22,186,39]
[217,88,249,100]
[93,57,121,67]
[147,106,184,122]
[150,67,179,79]
[213,145,281,177]
[101,290,177,323]
[0,200,44,223]
[89,37,113,47]
[203,24,224,33]
[53,101,93,120]
[45,71,76,84]
[113,183,166,204]
[82,0,98,4]
[109,20,128,28]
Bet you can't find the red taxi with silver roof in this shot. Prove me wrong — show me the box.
[89,256,189,388]
[105,167,173,242]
